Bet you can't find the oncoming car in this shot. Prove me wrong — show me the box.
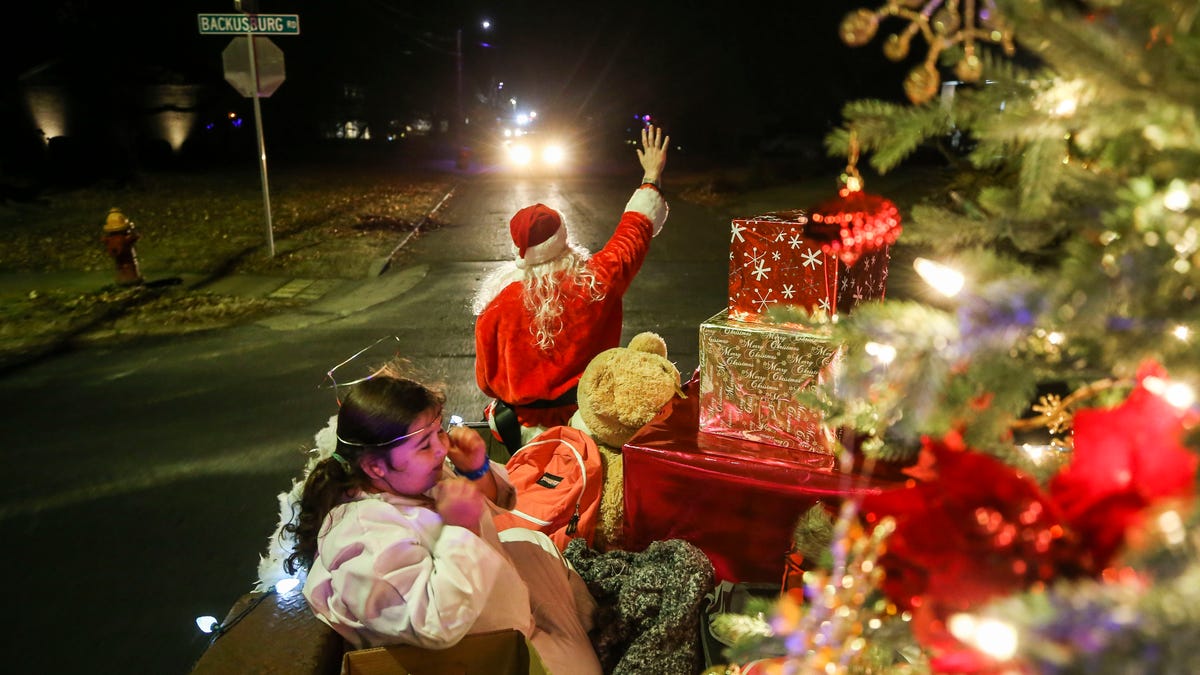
[497,129,573,172]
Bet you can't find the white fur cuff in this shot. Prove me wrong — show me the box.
[624,186,668,236]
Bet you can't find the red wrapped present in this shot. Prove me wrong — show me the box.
[622,375,902,583]
[727,210,891,323]
[699,309,839,452]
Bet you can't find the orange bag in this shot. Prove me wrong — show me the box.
[493,426,603,551]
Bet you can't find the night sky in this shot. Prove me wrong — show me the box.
[7,0,918,158]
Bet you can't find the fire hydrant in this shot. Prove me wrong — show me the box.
[101,207,143,286]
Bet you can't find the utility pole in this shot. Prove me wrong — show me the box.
[456,28,463,138]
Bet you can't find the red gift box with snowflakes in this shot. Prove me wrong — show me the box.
[727,209,891,322]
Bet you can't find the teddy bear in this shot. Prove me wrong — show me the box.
[569,331,685,551]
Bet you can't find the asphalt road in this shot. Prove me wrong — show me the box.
[0,171,732,673]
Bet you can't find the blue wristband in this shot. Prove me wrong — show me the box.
[454,459,490,481]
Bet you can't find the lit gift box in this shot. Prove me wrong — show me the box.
[727,210,891,323]
[699,309,839,452]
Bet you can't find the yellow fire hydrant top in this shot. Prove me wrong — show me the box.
[103,207,134,233]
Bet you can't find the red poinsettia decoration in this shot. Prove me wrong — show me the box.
[860,432,1083,669]
[1049,361,1199,570]
[808,183,902,267]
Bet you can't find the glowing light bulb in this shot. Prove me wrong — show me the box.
[974,618,1019,660]
[948,613,977,641]
[1020,443,1049,464]
[1164,182,1191,212]
[1143,377,1196,410]
[196,616,220,634]
[949,613,1018,660]
[1046,332,1065,345]
[864,341,897,365]
[275,577,300,595]
[913,258,964,297]
[1172,325,1190,341]
[1052,98,1077,117]
[1158,510,1186,546]
[1164,382,1196,409]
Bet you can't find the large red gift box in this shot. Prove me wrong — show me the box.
[727,210,891,322]
[622,375,902,583]
[698,309,839,452]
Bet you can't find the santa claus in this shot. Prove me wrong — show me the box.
[473,125,671,453]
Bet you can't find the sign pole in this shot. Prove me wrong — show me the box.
[201,5,296,258]
[245,28,275,258]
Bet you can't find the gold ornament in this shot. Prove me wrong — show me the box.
[838,0,1016,104]
[840,9,880,47]
[904,64,940,105]
[1010,377,1131,435]
[883,32,912,61]
[955,52,984,82]
[932,7,961,35]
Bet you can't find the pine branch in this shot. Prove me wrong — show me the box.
[831,100,956,174]
[1005,0,1200,106]
[1018,136,1068,218]
[791,504,835,568]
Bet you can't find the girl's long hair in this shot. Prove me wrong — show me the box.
[521,246,603,350]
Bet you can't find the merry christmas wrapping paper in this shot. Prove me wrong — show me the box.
[698,309,840,452]
[727,210,891,322]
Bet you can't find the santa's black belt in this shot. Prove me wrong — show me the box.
[503,386,578,410]
[492,386,578,454]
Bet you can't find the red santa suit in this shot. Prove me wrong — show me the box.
[474,186,669,431]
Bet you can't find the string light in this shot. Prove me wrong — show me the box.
[974,618,1019,660]
[1172,325,1190,341]
[1158,510,1186,546]
[195,580,302,638]
[1164,181,1191,212]
[1052,98,1078,117]
[948,613,1019,661]
[1020,443,1050,464]
[1142,376,1197,410]
[865,341,897,365]
[913,257,965,296]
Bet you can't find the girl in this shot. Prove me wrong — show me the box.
[284,364,600,674]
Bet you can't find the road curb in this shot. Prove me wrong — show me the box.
[370,183,459,278]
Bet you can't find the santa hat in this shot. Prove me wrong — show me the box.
[510,203,569,266]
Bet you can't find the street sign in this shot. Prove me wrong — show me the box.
[198,13,300,35]
[222,36,286,98]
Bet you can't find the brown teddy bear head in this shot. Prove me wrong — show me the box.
[574,332,683,449]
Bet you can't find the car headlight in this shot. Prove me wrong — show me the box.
[542,143,566,166]
[508,143,533,165]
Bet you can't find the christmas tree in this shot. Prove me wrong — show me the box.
[715,1,1200,672]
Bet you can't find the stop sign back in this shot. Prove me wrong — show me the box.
[223,36,286,98]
